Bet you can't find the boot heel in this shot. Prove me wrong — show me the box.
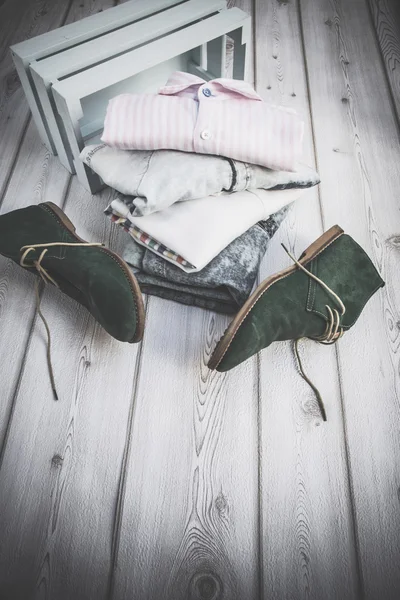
[44,202,77,234]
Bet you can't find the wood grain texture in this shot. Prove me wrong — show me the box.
[32,186,143,600]
[0,0,127,466]
[228,0,254,85]
[0,186,142,599]
[0,0,123,201]
[1,0,400,599]
[368,0,400,122]
[110,301,259,600]
[300,0,400,598]
[0,2,141,599]
[254,1,359,598]
[0,121,70,455]
[110,3,259,599]
[0,0,72,200]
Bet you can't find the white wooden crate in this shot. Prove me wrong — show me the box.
[50,5,251,193]
[28,0,226,173]
[10,0,183,167]
[11,0,250,192]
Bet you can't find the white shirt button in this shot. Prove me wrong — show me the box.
[200,130,211,140]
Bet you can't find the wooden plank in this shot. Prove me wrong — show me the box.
[0,0,72,200]
[0,121,70,456]
[52,8,251,100]
[110,2,259,598]
[368,0,400,123]
[254,1,360,598]
[228,0,254,85]
[0,0,128,465]
[0,182,143,599]
[11,0,184,60]
[110,302,260,600]
[33,0,226,80]
[299,0,400,598]
[0,3,144,598]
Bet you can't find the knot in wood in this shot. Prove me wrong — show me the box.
[189,572,223,600]
[6,70,19,94]
[215,491,228,517]
[387,235,400,247]
[51,454,63,468]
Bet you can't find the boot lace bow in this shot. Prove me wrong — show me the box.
[20,241,103,400]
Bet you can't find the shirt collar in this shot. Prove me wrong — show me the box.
[158,71,263,101]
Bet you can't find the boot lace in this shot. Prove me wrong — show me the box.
[281,243,346,422]
[20,242,103,401]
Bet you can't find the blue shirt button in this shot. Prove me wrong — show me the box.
[202,87,212,97]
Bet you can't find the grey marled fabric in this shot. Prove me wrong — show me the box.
[122,205,290,315]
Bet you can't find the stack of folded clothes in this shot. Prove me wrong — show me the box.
[80,71,320,314]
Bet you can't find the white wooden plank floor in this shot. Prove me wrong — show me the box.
[0,0,399,599]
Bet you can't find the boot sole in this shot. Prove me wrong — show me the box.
[208,224,344,370]
[43,202,145,343]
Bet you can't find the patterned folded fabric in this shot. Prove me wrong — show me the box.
[105,204,194,270]
[105,187,307,272]
[80,144,319,217]
[101,71,304,172]
[122,206,291,315]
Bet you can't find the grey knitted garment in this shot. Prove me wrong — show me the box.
[122,205,290,315]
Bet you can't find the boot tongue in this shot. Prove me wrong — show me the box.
[305,234,384,329]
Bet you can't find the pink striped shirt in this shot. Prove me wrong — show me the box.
[101,71,304,172]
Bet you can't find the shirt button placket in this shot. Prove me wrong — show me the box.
[193,85,214,153]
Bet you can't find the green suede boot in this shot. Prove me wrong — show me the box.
[0,202,145,397]
[208,225,384,418]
